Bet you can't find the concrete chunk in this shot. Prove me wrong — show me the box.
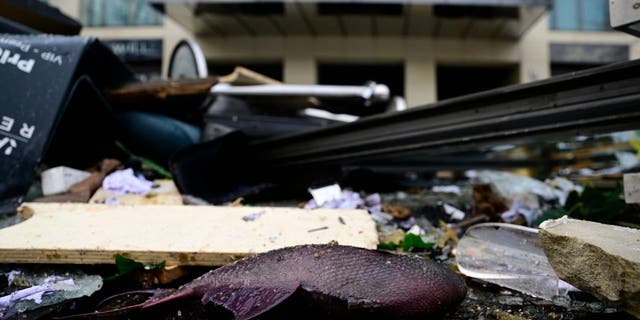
[624,173,640,204]
[539,216,640,318]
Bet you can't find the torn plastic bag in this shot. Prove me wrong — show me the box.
[456,223,568,300]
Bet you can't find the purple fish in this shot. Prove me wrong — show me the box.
[62,244,466,319]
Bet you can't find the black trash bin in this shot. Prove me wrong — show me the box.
[0,34,133,214]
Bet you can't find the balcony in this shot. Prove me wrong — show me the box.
[151,0,550,39]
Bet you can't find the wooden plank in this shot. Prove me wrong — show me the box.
[0,203,378,266]
[106,78,215,104]
[218,66,282,85]
[89,180,183,206]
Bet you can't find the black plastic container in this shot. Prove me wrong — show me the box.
[0,35,132,214]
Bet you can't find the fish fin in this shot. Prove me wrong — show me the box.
[52,300,149,319]
[141,287,194,308]
[52,289,185,319]
[96,289,169,310]
[202,283,299,320]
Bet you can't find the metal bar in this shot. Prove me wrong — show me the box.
[250,59,640,168]
[210,82,390,102]
[264,92,638,158]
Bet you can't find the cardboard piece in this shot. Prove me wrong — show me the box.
[106,78,216,103]
[0,203,378,266]
[217,66,281,86]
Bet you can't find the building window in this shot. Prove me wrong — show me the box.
[194,3,284,16]
[433,5,519,19]
[79,0,163,27]
[317,3,403,16]
[549,0,611,31]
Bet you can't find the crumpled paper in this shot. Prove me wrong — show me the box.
[305,188,381,213]
[102,168,153,195]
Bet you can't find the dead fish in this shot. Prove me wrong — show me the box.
[62,244,467,319]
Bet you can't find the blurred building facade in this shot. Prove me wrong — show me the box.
[49,0,640,107]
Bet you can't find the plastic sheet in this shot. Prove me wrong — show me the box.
[456,223,574,300]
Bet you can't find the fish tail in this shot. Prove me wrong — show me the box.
[141,287,195,309]
[51,288,187,319]
[51,301,149,319]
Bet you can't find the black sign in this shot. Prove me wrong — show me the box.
[0,35,132,214]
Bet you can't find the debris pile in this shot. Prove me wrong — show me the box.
[0,23,640,320]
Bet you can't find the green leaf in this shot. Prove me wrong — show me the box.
[401,233,434,252]
[115,254,144,275]
[538,183,626,225]
[115,141,172,179]
[105,254,166,281]
[571,184,624,222]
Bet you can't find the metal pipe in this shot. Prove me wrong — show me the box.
[210,82,390,104]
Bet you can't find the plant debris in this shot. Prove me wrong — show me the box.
[536,184,625,225]
[106,255,166,281]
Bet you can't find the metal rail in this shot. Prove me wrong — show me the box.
[250,59,640,168]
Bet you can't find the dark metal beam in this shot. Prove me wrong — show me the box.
[250,59,640,169]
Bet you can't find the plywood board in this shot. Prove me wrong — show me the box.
[106,78,215,103]
[89,180,183,205]
[218,66,281,86]
[0,203,378,266]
